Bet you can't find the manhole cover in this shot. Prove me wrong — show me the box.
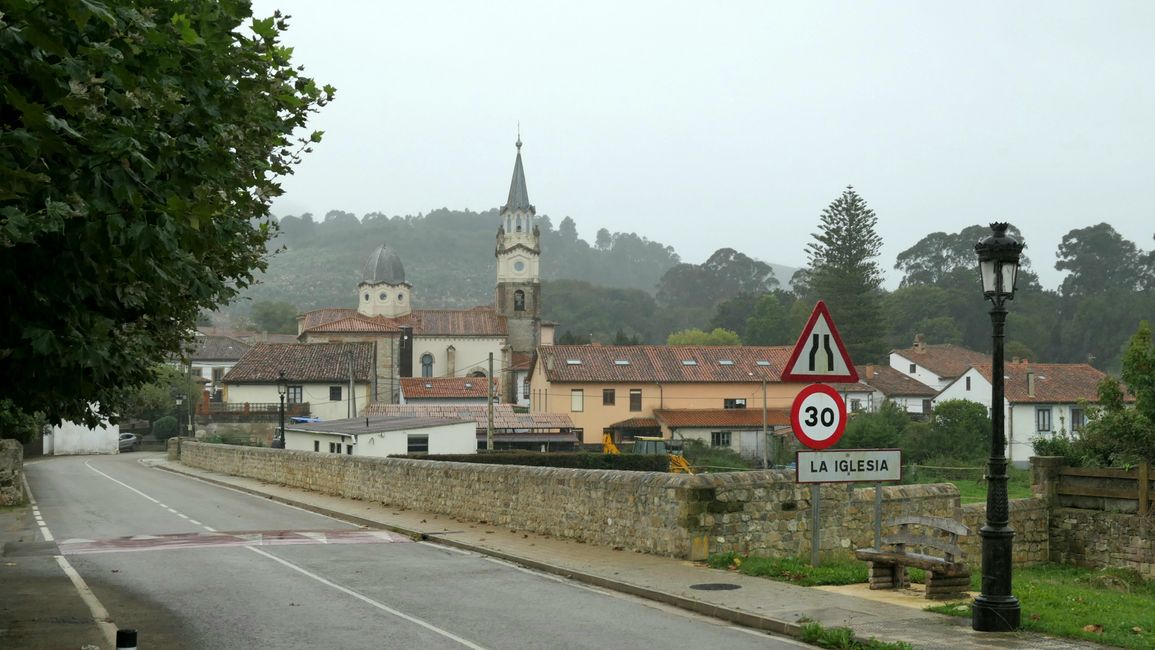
[689,583,741,591]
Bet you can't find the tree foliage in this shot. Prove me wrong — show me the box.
[0,1,333,425]
[667,328,742,346]
[903,400,991,464]
[802,187,886,364]
[249,300,299,334]
[1055,223,1147,297]
[656,248,778,310]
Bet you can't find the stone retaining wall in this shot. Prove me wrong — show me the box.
[0,439,26,506]
[1049,509,1154,578]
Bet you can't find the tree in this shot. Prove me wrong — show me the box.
[122,365,200,424]
[0,400,46,444]
[1055,223,1144,297]
[803,187,887,364]
[836,401,911,450]
[709,292,761,337]
[656,248,777,310]
[0,2,333,425]
[595,228,612,250]
[250,300,299,334]
[667,328,741,346]
[744,290,800,345]
[903,400,991,464]
[1121,321,1155,422]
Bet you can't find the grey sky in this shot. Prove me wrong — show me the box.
[253,0,1155,291]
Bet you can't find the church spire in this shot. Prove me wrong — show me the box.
[501,134,533,215]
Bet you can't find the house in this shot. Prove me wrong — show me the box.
[365,403,579,451]
[295,138,550,405]
[853,364,939,415]
[653,408,791,461]
[284,415,476,457]
[184,333,251,399]
[221,342,375,421]
[890,335,989,392]
[935,360,1116,466]
[399,377,492,404]
[526,344,801,445]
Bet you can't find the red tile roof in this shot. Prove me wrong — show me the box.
[223,343,374,384]
[185,335,250,361]
[856,364,937,397]
[536,345,792,383]
[298,308,507,337]
[971,362,1120,404]
[892,344,988,379]
[654,408,791,428]
[365,403,573,430]
[400,377,492,400]
[608,417,659,429]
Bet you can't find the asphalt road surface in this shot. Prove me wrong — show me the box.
[25,454,806,649]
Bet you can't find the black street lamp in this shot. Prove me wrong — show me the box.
[273,370,287,449]
[972,222,1023,632]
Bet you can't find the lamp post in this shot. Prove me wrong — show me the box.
[972,222,1023,632]
[273,371,287,449]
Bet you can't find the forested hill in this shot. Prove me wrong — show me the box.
[229,208,796,315]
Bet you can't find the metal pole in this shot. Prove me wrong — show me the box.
[278,392,286,449]
[810,483,821,567]
[486,352,495,451]
[761,380,768,469]
[187,359,194,437]
[973,302,1021,631]
[873,482,883,549]
[348,349,356,418]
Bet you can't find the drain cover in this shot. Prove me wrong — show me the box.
[689,583,741,591]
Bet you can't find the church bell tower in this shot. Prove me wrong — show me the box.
[495,136,541,355]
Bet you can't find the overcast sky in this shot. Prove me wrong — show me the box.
[252,0,1155,291]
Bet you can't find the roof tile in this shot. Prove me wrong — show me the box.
[223,343,374,384]
[537,345,792,383]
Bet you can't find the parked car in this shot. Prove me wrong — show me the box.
[119,433,142,452]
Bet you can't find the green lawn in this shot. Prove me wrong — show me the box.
[903,464,1032,504]
[711,553,1155,649]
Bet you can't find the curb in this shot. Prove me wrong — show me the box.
[154,462,804,639]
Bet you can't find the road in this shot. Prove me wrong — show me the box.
[24,454,805,649]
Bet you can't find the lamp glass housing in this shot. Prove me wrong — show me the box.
[276,371,287,397]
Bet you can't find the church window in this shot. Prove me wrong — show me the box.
[514,290,525,311]
[420,353,433,377]
[514,260,525,272]
[364,293,370,302]
[379,292,387,301]
[516,216,522,232]
[397,292,405,302]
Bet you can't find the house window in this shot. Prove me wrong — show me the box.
[346,445,353,455]
[602,389,615,406]
[420,353,433,378]
[909,363,916,373]
[329,442,339,453]
[922,399,932,413]
[850,398,862,412]
[522,379,530,399]
[1036,407,1052,432]
[313,440,319,452]
[329,386,342,401]
[723,398,746,409]
[212,367,225,383]
[288,386,303,404]
[965,377,971,391]
[571,389,584,412]
[407,434,429,454]
[629,389,642,412]
[1071,408,1085,432]
[711,431,732,447]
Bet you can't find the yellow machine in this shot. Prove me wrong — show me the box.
[603,433,693,474]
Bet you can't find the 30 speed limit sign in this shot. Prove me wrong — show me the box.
[790,384,847,450]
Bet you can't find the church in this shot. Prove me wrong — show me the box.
[295,139,552,405]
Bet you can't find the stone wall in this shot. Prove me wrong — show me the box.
[0,439,26,506]
[960,498,1050,565]
[1049,509,1153,578]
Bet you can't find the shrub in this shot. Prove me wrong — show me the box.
[152,416,180,440]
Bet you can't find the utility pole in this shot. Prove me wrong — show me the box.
[487,352,495,451]
[761,379,769,469]
[348,349,356,418]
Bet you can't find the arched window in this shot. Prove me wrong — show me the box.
[420,353,433,377]
[514,289,525,311]
[516,216,522,232]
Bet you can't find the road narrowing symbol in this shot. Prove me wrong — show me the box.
[790,383,847,450]
[780,301,858,383]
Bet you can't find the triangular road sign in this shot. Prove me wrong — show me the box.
[780,300,858,382]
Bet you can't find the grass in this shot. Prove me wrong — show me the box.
[800,622,914,650]
[904,464,1032,504]
[711,552,1155,649]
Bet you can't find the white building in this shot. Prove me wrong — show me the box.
[935,360,1113,466]
[890,335,989,393]
[284,416,476,457]
[48,414,119,455]
[222,342,374,421]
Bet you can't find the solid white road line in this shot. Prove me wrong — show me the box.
[246,546,491,650]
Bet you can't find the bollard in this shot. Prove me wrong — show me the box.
[116,628,137,649]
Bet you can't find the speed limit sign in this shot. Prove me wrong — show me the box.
[790,384,847,450]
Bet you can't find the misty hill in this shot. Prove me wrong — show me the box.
[228,208,797,320]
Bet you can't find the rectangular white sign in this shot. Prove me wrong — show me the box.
[796,449,902,483]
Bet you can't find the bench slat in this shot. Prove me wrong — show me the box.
[854,548,969,576]
[884,515,969,536]
[881,534,964,558]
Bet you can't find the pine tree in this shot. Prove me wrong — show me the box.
[804,186,887,364]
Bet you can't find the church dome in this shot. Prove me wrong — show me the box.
[362,244,406,284]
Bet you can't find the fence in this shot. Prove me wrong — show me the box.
[1056,462,1152,515]
[196,402,310,422]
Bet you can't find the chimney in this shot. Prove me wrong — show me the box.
[913,333,925,352]
[1027,370,1035,397]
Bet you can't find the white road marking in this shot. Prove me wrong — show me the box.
[22,475,54,542]
[246,545,490,650]
[85,461,162,504]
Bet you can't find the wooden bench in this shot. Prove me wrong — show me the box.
[854,515,971,600]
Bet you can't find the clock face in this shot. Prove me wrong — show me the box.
[513,260,525,273]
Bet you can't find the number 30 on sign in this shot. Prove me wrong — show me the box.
[790,383,847,450]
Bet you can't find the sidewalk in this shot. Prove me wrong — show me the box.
[155,458,1102,650]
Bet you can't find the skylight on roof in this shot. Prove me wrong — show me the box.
[464,382,473,388]
[614,359,630,365]
[718,359,734,366]
[756,360,771,366]
[566,359,582,365]
[424,383,432,389]
[682,359,698,366]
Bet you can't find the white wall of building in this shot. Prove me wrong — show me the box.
[890,353,950,391]
[413,336,505,379]
[50,419,118,455]
[285,421,476,457]
[225,383,371,421]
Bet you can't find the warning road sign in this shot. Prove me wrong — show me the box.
[790,383,847,450]
[780,301,858,383]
